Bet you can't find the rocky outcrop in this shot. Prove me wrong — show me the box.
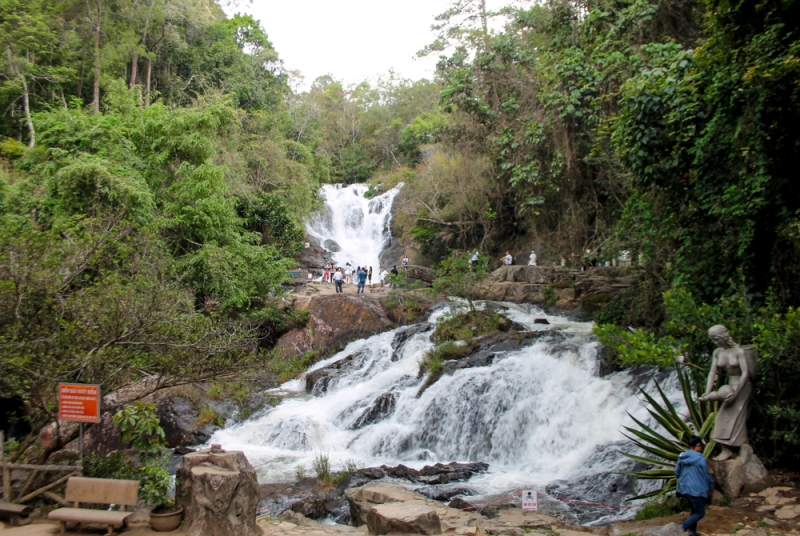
[275,295,394,358]
[710,444,773,497]
[441,330,566,376]
[176,445,261,536]
[367,501,442,535]
[404,265,439,283]
[296,236,333,271]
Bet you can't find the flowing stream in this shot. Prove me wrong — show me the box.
[210,184,680,525]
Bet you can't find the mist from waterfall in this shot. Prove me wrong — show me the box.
[306,184,402,273]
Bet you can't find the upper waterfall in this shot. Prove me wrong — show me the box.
[306,184,402,272]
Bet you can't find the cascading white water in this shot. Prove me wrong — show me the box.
[306,184,402,273]
[211,304,681,522]
[211,184,682,524]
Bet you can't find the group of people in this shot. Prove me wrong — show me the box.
[322,263,395,294]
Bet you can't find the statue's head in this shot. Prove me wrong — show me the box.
[708,324,737,348]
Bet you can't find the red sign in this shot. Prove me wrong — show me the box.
[58,383,101,423]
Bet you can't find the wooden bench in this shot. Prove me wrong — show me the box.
[48,476,139,535]
[0,500,33,526]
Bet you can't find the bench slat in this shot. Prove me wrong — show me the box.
[64,477,139,506]
[48,507,132,526]
[0,500,33,515]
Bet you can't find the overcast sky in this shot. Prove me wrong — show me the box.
[222,0,456,89]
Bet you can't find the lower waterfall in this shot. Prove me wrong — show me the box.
[210,303,679,524]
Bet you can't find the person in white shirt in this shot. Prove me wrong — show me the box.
[502,251,513,265]
[402,255,409,268]
[333,268,344,293]
[528,250,537,266]
[379,267,388,289]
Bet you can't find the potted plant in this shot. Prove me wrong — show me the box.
[114,403,184,531]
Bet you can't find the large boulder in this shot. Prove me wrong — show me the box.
[176,445,261,536]
[710,444,773,497]
[274,295,394,358]
[296,236,332,271]
[346,482,427,526]
[366,501,442,535]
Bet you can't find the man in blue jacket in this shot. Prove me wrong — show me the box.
[675,435,714,536]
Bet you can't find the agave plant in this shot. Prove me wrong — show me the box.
[622,366,717,499]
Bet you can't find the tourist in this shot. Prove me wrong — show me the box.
[391,265,399,277]
[345,265,352,284]
[502,251,513,265]
[528,250,537,266]
[402,255,409,269]
[333,268,343,294]
[379,267,388,289]
[675,435,714,536]
[357,266,367,293]
[368,266,373,286]
[323,263,330,283]
[470,250,479,265]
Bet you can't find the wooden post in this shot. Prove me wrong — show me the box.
[1,430,10,501]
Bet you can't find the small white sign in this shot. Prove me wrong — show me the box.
[522,490,538,512]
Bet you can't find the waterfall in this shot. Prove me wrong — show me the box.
[306,184,402,273]
[211,304,681,523]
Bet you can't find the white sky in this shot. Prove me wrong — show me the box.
[223,0,450,88]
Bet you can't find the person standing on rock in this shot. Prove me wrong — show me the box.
[323,263,330,283]
[379,267,388,290]
[368,266,373,287]
[676,435,714,536]
[357,266,367,293]
[528,250,537,266]
[402,255,409,269]
[333,268,343,293]
[502,251,513,266]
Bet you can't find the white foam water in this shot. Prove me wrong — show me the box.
[306,184,401,274]
[211,303,681,520]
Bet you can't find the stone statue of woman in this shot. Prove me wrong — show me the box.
[698,325,752,461]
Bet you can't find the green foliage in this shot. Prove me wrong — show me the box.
[113,402,166,462]
[622,367,716,500]
[430,252,489,311]
[542,286,557,309]
[635,496,687,521]
[432,310,511,344]
[593,325,682,368]
[265,350,319,383]
[418,340,469,378]
[312,452,331,482]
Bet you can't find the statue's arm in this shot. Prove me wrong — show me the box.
[725,348,750,404]
[701,352,719,398]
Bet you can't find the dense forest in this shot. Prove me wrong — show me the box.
[1,0,799,468]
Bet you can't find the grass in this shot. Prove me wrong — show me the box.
[266,349,320,383]
[310,452,359,486]
[635,496,687,521]
[542,285,558,308]
[432,310,511,344]
[196,406,223,428]
[418,340,470,377]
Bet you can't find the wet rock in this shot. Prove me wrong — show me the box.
[418,462,489,484]
[392,323,434,358]
[362,467,386,479]
[448,498,474,510]
[322,239,341,252]
[350,392,397,429]
[367,500,442,535]
[305,353,358,394]
[534,318,550,325]
[275,294,394,359]
[381,463,422,482]
[415,486,477,501]
[296,236,332,270]
[442,331,566,375]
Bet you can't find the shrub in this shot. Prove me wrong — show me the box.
[635,495,687,520]
[418,340,470,377]
[432,310,510,344]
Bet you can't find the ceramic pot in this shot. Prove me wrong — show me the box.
[150,507,184,532]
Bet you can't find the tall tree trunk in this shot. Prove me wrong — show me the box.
[129,52,138,89]
[90,0,101,114]
[20,77,34,148]
[144,56,152,106]
[5,46,34,147]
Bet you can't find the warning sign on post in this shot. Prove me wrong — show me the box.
[522,490,538,512]
[58,383,101,423]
